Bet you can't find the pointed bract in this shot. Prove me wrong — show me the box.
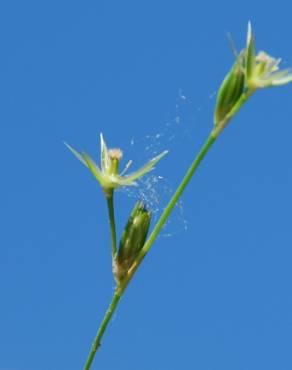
[82,153,108,188]
[100,133,110,173]
[214,55,245,126]
[64,142,88,167]
[246,21,256,80]
[118,150,168,186]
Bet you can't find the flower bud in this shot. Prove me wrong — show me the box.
[115,202,151,281]
[214,60,245,127]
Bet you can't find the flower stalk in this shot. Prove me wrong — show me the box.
[105,190,117,259]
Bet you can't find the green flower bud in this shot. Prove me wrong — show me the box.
[214,59,245,127]
[114,202,151,281]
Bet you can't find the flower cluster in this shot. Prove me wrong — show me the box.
[214,22,292,129]
[245,23,292,90]
[65,134,168,196]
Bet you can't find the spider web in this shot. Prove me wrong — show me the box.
[119,88,217,238]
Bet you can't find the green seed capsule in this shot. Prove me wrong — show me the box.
[214,59,245,126]
[115,202,151,281]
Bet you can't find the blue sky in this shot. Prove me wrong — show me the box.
[1,1,292,369]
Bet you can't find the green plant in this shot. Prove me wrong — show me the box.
[66,23,292,370]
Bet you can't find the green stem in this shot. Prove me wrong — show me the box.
[82,84,254,369]
[83,290,121,370]
[106,191,117,258]
[120,131,218,292]
[82,132,218,370]
[141,133,217,257]
[123,90,253,287]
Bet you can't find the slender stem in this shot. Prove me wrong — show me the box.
[82,86,253,368]
[119,132,217,292]
[123,90,253,288]
[83,290,121,370]
[119,90,253,289]
[82,132,218,370]
[106,191,117,258]
[142,134,216,254]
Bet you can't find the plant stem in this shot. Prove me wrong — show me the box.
[141,133,217,257]
[106,191,117,258]
[82,82,254,369]
[82,131,219,369]
[83,290,121,370]
[126,88,252,282]
[121,131,218,291]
